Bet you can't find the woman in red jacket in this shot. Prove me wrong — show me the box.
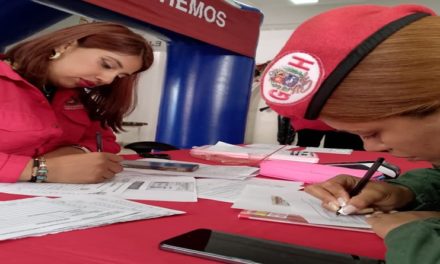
[0,22,153,183]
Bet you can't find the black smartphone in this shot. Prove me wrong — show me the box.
[138,153,171,159]
[159,228,381,264]
[325,161,400,178]
[121,160,199,172]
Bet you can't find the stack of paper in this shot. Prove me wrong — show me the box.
[0,195,184,241]
[190,141,319,164]
[196,178,303,203]
[123,158,260,180]
[0,171,198,202]
[0,160,260,202]
[232,185,371,231]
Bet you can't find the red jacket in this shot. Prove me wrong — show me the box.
[0,61,120,182]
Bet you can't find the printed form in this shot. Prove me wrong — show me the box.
[0,171,197,202]
[232,185,370,229]
[196,178,303,203]
[0,195,183,241]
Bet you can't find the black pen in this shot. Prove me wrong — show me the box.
[96,131,103,152]
[336,157,385,215]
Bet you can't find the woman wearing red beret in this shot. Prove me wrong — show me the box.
[262,4,440,264]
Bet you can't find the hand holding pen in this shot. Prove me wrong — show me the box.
[336,157,385,215]
[302,157,406,216]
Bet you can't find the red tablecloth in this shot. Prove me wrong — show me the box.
[0,150,430,264]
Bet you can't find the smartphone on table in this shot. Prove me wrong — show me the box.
[121,160,199,172]
[159,228,381,264]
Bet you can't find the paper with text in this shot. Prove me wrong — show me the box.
[0,195,183,241]
[190,142,319,163]
[196,178,303,203]
[0,171,197,202]
[124,158,260,180]
[232,185,370,229]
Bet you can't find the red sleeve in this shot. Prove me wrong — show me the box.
[0,153,31,182]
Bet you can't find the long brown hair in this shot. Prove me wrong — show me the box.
[5,22,154,131]
[321,16,440,122]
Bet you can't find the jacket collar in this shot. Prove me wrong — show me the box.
[0,60,25,82]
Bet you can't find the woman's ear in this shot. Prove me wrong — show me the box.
[50,40,79,60]
[55,40,78,54]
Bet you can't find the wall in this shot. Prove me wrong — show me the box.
[115,35,168,146]
[255,29,293,65]
[244,29,294,144]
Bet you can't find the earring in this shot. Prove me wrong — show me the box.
[49,50,61,60]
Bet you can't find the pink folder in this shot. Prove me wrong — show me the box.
[259,160,381,183]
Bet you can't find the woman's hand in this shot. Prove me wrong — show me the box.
[44,152,123,183]
[304,175,414,214]
[367,211,440,238]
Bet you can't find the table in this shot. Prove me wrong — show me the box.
[0,150,431,264]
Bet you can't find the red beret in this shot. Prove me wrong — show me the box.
[261,4,435,130]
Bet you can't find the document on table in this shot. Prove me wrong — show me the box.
[196,178,303,203]
[232,185,370,229]
[115,172,197,201]
[190,141,319,163]
[0,195,184,241]
[0,181,113,196]
[124,158,260,180]
[0,171,197,202]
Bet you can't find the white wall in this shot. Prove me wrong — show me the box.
[244,29,294,144]
[255,29,294,65]
[116,40,168,146]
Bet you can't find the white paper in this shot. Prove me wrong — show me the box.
[197,142,284,156]
[0,181,116,196]
[196,178,303,203]
[232,185,370,229]
[0,195,183,241]
[123,158,260,180]
[191,141,319,163]
[304,147,353,155]
[115,171,197,202]
[0,171,198,202]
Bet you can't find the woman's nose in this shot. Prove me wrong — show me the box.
[97,72,117,85]
[362,139,388,152]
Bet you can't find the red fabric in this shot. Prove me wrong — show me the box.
[0,61,120,182]
[261,4,436,122]
[0,149,430,263]
[84,0,262,57]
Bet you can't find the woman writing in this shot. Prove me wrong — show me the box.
[261,4,440,264]
[0,22,153,183]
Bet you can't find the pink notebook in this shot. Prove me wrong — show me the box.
[259,160,381,183]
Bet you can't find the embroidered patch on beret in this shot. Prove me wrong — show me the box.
[261,52,323,106]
